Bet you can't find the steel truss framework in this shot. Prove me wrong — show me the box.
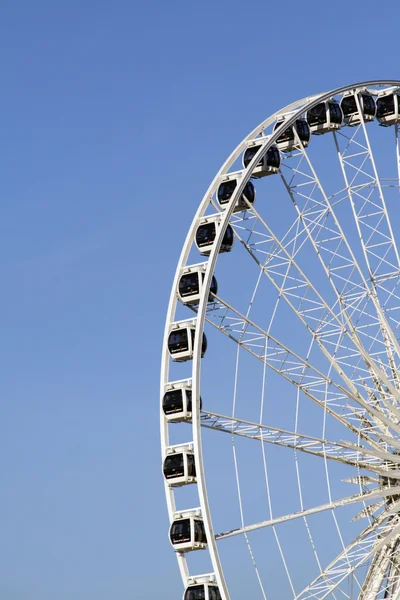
[160,81,400,599]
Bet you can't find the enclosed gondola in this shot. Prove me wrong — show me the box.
[273,116,310,152]
[195,216,234,256]
[168,323,207,362]
[162,381,202,422]
[376,90,400,126]
[217,178,255,213]
[169,513,207,551]
[163,445,196,487]
[306,99,343,134]
[242,143,280,177]
[340,90,376,126]
[184,582,222,600]
[178,266,218,305]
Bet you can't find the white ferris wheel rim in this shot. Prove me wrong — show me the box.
[160,80,400,600]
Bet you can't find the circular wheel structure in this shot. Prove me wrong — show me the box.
[160,81,400,599]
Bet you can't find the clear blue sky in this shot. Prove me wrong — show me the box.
[0,1,399,599]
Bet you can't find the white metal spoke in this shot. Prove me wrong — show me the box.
[333,110,400,386]
[295,514,400,600]
[280,141,400,394]
[384,543,400,599]
[359,536,400,600]
[227,201,400,427]
[194,294,400,442]
[215,489,400,540]
[229,280,269,600]
[335,115,400,285]
[198,410,400,475]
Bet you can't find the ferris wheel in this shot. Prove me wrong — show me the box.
[160,81,400,600]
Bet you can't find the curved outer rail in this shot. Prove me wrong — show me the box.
[160,81,400,599]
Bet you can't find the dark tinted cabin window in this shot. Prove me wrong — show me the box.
[243,145,262,168]
[274,120,294,143]
[184,585,205,600]
[210,275,218,296]
[170,519,191,543]
[186,390,202,413]
[296,120,310,142]
[163,389,184,414]
[186,389,192,412]
[163,454,184,478]
[362,94,375,116]
[196,223,216,247]
[267,146,280,168]
[328,102,342,124]
[201,333,207,354]
[199,272,218,298]
[377,94,395,118]
[179,273,200,297]
[190,330,207,355]
[308,103,326,125]
[194,520,207,543]
[341,95,357,116]
[217,180,237,204]
[243,181,255,203]
[168,330,189,354]
[187,454,196,477]
[209,587,222,600]
[223,224,234,245]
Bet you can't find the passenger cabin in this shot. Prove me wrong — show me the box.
[307,100,343,134]
[273,117,310,152]
[178,266,218,305]
[217,179,255,213]
[340,90,376,126]
[377,90,400,126]
[184,583,222,600]
[242,143,280,177]
[195,216,234,256]
[170,514,207,552]
[168,324,207,362]
[162,382,202,422]
[163,446,196,487]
